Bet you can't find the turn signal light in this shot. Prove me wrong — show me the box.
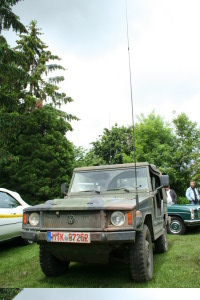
[23,213,27,225]
[128,211,133,225]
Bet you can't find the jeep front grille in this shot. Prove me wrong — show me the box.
[42,211,102,231]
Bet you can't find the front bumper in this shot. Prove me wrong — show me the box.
[184,219,200,226]
[21,229,136,243]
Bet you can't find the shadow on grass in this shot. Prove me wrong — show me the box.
[185,226,200,235]
[38,243,173,288]
[0,239,24,252]
[0,238,31,253]
[38,261,133,288]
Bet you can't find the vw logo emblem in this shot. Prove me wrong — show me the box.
[67,215,75,225]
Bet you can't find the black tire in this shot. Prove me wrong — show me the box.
[129,225,153,282]
[154,224,168,253]
[167,216,186,235]
[39,244,70,276]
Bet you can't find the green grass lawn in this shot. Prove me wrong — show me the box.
[1,228,200,288]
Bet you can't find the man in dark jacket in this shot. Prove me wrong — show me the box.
[165,186,177,204]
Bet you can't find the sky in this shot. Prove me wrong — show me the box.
[3,0,200,149]
[13,288,196,300]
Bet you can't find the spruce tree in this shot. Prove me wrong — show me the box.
[0,0,26,33]
[0,20,78,202]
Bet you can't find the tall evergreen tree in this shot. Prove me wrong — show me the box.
[0,20,78,202]
[14,20,76,118]
[0,0,27,163]
[0,0,26,33]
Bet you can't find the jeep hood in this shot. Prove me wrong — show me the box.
[25,193,150,212]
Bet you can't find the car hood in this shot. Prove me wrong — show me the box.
[168,203,200,212]
[25,193,151,212]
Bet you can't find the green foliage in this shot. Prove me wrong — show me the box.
[0,0,26,33]
[90,124,134,165]
[78,111,200,198]
[0,106,74,204]
[123,112,175,175]
[0,19,77,203]
[73,146,106,168]
[171,113,200,196]
[14,20,77,115]
[0,36,29,113]
[0,288,22,300]
[177,197,189,205]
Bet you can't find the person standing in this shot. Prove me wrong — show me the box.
[186,181,199,204]
[165,186,177,204]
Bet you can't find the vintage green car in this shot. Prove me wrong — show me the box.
[167,203,200,234]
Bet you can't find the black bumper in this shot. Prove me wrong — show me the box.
[21,230,136,243]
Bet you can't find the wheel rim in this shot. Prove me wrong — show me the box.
[170,219,182,234]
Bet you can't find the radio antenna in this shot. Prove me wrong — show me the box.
[125,0,139,209]
[109,112,112,165]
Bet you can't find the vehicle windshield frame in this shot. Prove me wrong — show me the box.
[68,167,150,195]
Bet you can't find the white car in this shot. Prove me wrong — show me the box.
[0,188,32,244]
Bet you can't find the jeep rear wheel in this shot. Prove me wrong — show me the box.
[154,224,168,253]
[39,245,70,276]
[129,225,153,282]
[167,216,186,235]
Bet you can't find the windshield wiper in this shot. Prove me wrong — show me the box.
[80,190,100,194]
[107,188,130,193]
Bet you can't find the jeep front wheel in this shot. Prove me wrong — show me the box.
[167,216,186,235]
[39,245,70,276]
[129,225,153,282]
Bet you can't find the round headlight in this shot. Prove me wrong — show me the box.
[111,211,125,227]
[29,212,40,226]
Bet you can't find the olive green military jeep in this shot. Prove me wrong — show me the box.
[22,162,169,282]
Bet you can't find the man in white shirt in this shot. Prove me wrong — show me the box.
[186,181,199,204]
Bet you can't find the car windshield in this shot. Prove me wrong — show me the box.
[70,167,149,193]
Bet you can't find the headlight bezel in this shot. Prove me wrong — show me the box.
[190,208,195,220]
[29,212,40,226]
[111,211,126,227]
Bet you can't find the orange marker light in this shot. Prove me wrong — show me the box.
[128,212,133,225]
[23,213,27,225]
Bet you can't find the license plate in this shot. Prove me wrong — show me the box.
[47,231,91,243]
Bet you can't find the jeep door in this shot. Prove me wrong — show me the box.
[151,173,164,234]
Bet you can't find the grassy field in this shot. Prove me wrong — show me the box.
[1,228,200,288]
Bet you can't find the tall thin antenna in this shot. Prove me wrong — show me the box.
[125,0,139,209]
[109,112,112,165]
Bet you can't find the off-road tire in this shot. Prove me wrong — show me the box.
[154,224,168,253]
[129,225,153,282]
[167,216,186,235]
[39,244,70,276]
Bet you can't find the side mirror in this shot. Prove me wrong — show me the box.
[160,175,169,188]
[61,183,67,195]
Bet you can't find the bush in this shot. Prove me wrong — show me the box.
[177,197,189,204]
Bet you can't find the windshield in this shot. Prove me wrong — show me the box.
[70,167,149,193]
